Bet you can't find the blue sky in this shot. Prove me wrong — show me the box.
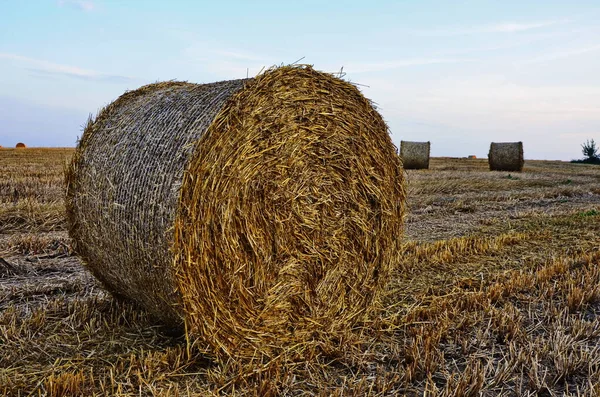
[1,0,599,160]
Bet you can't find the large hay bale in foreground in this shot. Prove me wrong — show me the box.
[66,66,405,359]
[15,143,26,148]
[400,141,430,169]
[488,142,524,171]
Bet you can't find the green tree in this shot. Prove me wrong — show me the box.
[581,139,598,160]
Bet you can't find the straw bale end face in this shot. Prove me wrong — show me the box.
[400,141,430,169]
[66,65,406,360]
[488,142,524,172]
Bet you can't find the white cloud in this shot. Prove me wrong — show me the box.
[357,73,600,159]
[212,50,264,62]
[483,22,558,33]
[433,30,575,57]
[402,76,600,122]
[0,53,132,83]
[412,20,567,36]
[182,43,273,79]
[342,57,477,74]
[57,0,95,12]
[522,44,600,64]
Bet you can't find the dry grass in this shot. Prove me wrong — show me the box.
[1,149,600,395]
[0,148,69,237]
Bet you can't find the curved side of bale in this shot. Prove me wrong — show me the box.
[15,143,26,148]
[488,142,524,172]
[400,141,430,169]
[66,79,247,326]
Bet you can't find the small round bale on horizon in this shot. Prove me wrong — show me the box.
[488,142,524,172]
[400,141,430,169]
[15,143,26,148]
[66,65,406,360]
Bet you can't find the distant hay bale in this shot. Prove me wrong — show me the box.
[66,66,406,359]
[15,143,26,148]
[468,155,477,159]
[400,141,430,169]
[488,142,524,171]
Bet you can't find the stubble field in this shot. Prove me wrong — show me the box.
[1,148,600,396]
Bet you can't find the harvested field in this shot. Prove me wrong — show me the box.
[2,149,600,396]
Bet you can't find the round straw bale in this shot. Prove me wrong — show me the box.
[66,66,405,359]
[400,140,430,169]
[467,155,477,159]
[15,142,26,148]
[488,142,524,171]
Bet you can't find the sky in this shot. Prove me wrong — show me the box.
[1,1,599,160]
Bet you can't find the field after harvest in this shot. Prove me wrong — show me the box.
[1,148,600,396]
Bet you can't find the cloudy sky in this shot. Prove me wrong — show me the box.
[1,0,599,160]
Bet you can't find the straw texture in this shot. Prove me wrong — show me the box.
[400,141,430,169]
[488,142,524,172]
[66,80,246,326]
[66,65,405,359]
